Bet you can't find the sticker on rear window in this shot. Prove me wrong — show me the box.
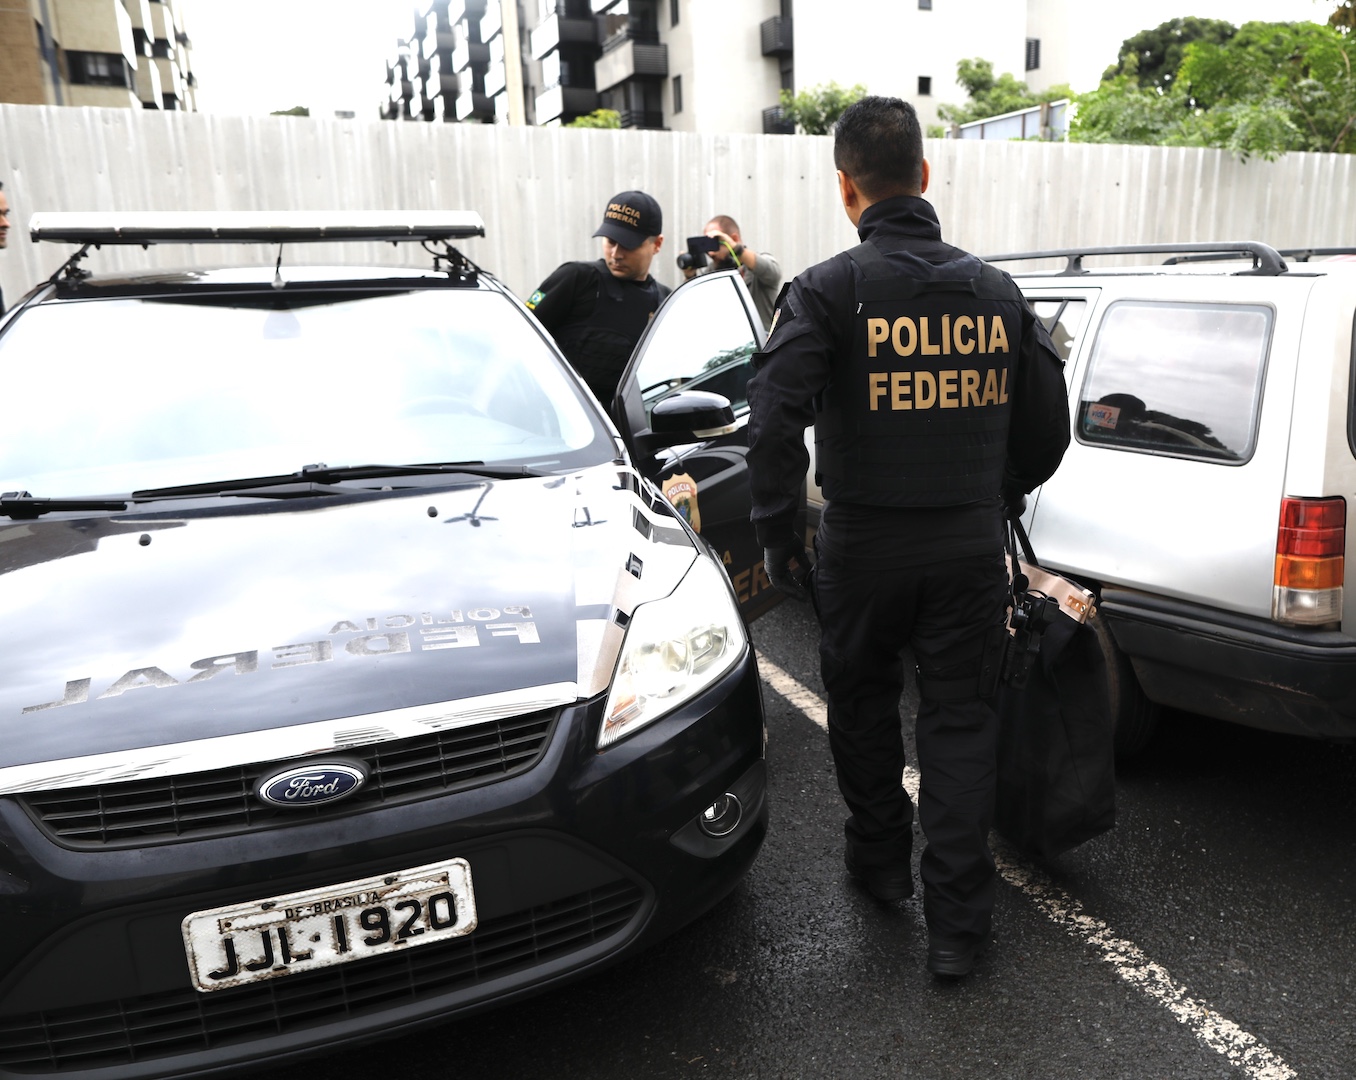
[1085,402,1120,430]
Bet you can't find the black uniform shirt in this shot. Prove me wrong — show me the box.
[746,195,1070,568]
[527,260,669,401]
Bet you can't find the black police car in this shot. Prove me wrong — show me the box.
[0,212,773,1078]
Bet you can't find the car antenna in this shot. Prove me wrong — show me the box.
[272,242,286,289]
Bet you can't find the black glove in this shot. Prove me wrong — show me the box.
[1001,483,1028,520]
[764,542,812,603]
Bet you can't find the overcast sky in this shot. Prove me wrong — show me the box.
[178,0,1342,121]
[179,0,414,119]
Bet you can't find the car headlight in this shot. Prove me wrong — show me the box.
[598,555,747,749]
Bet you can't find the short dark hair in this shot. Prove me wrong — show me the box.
[707,214,739,236]
[833,96,924,202]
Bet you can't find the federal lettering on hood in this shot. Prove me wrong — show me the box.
[21,605,540,715]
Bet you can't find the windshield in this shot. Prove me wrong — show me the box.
[0,288,614,497]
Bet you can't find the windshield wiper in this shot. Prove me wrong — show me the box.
[132,462,540,499]
[1,464,542,518]
[296,462,542,483]
[1,493,130,519]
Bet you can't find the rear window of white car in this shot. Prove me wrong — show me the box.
[1076,300,1273,464]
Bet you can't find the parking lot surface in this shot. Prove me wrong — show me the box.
[254,600,1356,1080]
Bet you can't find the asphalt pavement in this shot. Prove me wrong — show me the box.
[254,599,1356,1080]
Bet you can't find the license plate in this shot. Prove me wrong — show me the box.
[181,858,477,992]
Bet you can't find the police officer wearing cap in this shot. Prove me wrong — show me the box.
[745,96,1070,978]
[527,190,669,405]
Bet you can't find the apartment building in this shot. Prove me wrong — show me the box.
[530,0,1068,133]
[382,0,1072,132]
[384,0,517,124]
[0,0,196,111]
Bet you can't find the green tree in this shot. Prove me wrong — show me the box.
[565,108,621,129]
[1182,21,1356,153]
[1066,76,1186,147]
[934,59,1072,130]
[270,105,310,117]
[1099,18,1237,93]
[777,81,868,135]
[1071,20,1356,158]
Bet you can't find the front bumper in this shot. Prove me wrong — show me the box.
[0,649,766,1079]
[1101,587,1356,739]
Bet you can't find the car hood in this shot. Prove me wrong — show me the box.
[0,467,699,776]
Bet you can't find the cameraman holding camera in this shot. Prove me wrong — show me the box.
[680,215,781,331]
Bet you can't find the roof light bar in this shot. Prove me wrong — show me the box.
[29,211,486,246]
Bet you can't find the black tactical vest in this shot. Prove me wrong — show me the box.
[814,241,1022,507]
[553,260,665,402]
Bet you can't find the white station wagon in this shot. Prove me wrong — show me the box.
[807,242,1356,755]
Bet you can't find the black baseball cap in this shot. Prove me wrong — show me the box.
[592,190,662,247]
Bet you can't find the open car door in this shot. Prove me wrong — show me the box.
[613,269,791,622]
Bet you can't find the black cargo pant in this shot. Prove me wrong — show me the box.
[812,547,1009,946]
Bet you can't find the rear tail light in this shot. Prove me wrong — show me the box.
[1273,496,1345,626]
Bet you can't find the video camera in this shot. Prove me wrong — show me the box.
[676,234,723,271]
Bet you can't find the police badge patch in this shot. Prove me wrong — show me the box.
[661,471,701,532]
[526,289,546,310]
[767,282,795,335]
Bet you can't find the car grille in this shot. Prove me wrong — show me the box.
[19,709,558,848]
[0,879,643,1073]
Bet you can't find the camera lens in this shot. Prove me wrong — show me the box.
[676,253,695,270]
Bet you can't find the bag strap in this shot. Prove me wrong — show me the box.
[1003,518,1024,600]
[1010,514,1039,567]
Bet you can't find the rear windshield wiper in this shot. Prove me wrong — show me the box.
[132,462,542,499]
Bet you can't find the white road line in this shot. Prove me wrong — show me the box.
[754,649,1296,1080]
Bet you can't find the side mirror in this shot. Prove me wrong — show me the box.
[652,390,736,436]
[638,390,737,454]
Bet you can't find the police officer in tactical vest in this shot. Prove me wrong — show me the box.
[526,191,670,406]
[746,96,1070,978]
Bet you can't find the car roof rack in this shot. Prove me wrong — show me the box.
[28,210,486,246]
[982,241,1288,277]
[1277,246,1356,263]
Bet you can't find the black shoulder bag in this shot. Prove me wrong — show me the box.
[992,518,1116,859]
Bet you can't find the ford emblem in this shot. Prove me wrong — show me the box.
[256,762,368,808]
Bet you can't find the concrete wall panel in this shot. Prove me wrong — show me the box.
[2,104,1355,311]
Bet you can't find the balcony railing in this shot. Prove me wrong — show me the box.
[455,87,495,121]
[602,25,660,53]
[480,3,502,40]
[530,11,600,60]
[595,39,667,91]
[762,105,795,135]
[619,109,664,129]
[451,38,491,72]
[422,26,455,60]
[536,83,600,123]
[760,16,793,56]
[447,0,488,24]
[427,53,459,96]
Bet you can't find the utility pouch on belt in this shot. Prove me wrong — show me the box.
[977,622,1008,698]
